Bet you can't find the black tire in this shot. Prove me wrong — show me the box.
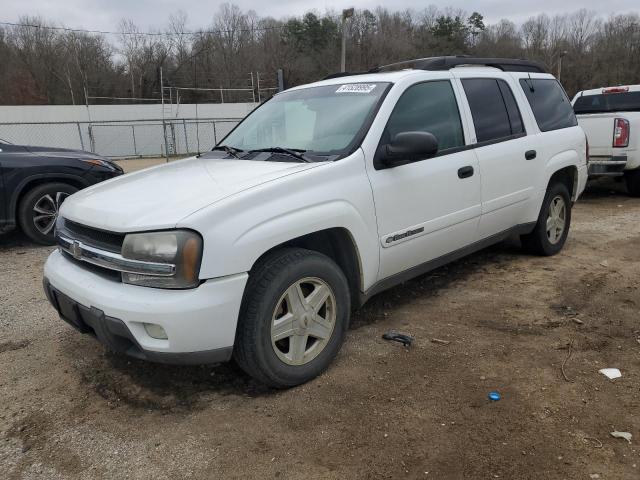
[624,169,640,197]
[18,183,77,245]
[521,181,572,256]
[234,248,351,388]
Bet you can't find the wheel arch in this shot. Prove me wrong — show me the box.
[248,227,365,309]
[547,165,578,201]
[11,174,88,223]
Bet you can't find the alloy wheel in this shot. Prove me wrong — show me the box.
[270,277,337,366]
[32,192,69,236]
[546,195,566,245]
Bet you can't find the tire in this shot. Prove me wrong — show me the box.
[624,169,640,197]
[521,181,572,256]
[234,248,351,388]
[18,183,77,245]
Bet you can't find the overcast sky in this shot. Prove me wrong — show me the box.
[3,0,639,33]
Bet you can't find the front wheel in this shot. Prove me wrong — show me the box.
[234,248,350,388]
[521,181,572,256]
[18,183,78,245]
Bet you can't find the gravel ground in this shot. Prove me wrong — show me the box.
[0,178,639,479]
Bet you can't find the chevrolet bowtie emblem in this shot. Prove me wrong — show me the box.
[70,240,83,260]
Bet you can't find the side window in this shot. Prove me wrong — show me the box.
[462,78,523,143]
[383,81,464,152]
[497,80,525,135]
[519,79,578,132]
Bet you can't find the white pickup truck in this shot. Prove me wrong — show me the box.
[43,56,587,387]
[572,85,640,196]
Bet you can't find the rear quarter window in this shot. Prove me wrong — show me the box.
[519,79,578,132]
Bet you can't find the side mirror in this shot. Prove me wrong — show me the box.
[382,131,439,167]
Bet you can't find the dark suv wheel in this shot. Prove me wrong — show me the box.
[521,181,572,256]
[234,248,350,388]
[18,183,77,245]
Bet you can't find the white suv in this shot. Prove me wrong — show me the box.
[44,57,588,387]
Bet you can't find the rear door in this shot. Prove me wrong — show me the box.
[458,76,540,238]
[365,79,481,280]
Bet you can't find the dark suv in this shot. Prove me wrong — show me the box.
[0,139,123,244]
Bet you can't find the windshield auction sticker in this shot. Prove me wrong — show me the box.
[336,84,377,94]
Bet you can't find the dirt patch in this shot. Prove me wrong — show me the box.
[0,340,30,354]
[0,178,639,479]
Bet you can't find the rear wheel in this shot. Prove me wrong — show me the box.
[624,169,640,197]
[234,248,350,388]
[18,183,77,245]
[521,181,572,256]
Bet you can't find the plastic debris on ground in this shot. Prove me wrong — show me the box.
[382,330,413,347]
[488,391,501,401]
[599,368,622,380]
[610,431,632,443]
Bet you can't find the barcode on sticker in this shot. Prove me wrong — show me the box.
[336,84,377,94]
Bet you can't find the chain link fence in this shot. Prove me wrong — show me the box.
[0,118,242,159]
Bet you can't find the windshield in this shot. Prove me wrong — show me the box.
[221,82,390,157]
[574,91,640,114]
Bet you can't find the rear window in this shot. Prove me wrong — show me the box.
[462,78,525,143]
[519,79,578,132]
[573,91,640,114]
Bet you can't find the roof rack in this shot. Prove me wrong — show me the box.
[322,71,369,81]
[370,56,547,74]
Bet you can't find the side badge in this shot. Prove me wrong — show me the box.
[385,227,425,245]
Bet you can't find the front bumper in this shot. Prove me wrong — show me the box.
[44,249,248,365]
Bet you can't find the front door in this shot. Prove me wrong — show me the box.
[365,80,482,281]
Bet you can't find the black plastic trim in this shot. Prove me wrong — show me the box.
[358,222,537,306]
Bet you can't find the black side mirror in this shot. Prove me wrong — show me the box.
[381,131,439,167]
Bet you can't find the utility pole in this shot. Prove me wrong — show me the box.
[341,8,354,73]
[557,50,568,82]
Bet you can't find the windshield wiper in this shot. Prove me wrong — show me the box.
[248,147,313,163]
[212,145,244,158]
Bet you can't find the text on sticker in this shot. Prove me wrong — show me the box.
[336,84,377,94]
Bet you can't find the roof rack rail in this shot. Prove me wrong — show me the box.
[369,56,547,74]
[322,71,369,81]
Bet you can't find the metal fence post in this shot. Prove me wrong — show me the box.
[213,120,217,145]
[132,125,138,156]
[88,124,96,153]
[183,119,188,155]
[76,122,85,151]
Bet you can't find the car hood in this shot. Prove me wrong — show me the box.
[25,145,110,160]
[60,156,322,232]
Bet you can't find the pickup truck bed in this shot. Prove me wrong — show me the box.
[572,86,640,196]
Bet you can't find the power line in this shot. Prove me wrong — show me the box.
[0,20,286,36]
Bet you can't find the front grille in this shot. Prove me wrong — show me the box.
[57,218,125,282]
[60,219,124,253]
[60,250,122,282]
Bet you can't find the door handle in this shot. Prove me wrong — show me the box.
[525,150,537,160]
[458,166,474,179]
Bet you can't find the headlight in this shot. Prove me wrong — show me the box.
[79,158,118,171]
[121,230,203,289]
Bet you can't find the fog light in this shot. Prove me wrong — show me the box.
[144,323,168,340]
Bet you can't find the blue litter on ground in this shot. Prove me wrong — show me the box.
[488,391,501,401]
